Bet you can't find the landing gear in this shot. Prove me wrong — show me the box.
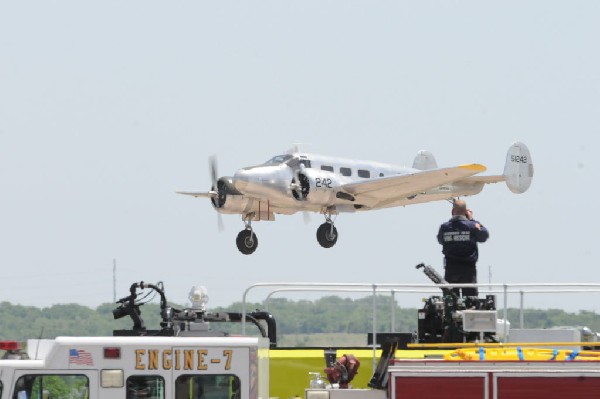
[317,222,337,248]
[236,217,258,255]
[316,212,338,248]
[236,229,258,255]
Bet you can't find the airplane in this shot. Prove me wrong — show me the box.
[177,142,533,255]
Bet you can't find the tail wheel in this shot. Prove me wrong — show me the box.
[236,229,258,255]
[316,222,338,248]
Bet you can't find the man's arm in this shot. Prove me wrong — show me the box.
[473,221,489,242]
[437,225,445,245]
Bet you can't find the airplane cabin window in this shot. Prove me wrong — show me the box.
[321,165,334,172]
[358,169,370,178]
[340,167,352,176]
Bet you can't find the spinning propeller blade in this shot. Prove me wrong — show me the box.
[209,155,225,232]
[209,154,218,189]
[303,211,311,224]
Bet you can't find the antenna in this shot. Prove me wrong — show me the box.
[34,327,44,360]
[287,142,312,154]
[113,259,117,303]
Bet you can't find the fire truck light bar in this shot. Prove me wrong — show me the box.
[0,341,21,351]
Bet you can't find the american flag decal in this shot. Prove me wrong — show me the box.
[69,349,93,366]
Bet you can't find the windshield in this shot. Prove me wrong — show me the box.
[263,154,293,165]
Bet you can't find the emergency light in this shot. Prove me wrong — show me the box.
[0,341,21,351]
[103,347,121,359]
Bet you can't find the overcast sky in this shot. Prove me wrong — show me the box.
[1,2,599,314]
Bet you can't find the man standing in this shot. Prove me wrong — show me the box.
[437,200,489,296]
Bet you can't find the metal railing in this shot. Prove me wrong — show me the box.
[241,281,600,361]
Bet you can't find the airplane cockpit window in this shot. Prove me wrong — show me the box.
[263,154,293,166]
[286,157,299,168]
[286,157,311,169]
[299,159,311,168]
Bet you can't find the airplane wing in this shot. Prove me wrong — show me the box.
[176,190,217,198]
[461,175,505,184]
[340,164,486,208]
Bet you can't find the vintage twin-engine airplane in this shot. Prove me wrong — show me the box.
[178,142,533,255]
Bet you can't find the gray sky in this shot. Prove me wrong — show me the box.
[1,1,599,313]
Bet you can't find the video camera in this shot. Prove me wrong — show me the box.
[416,263,498,343]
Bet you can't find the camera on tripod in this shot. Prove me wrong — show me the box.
[416,263,499,343]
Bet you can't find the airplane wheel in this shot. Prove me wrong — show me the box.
[236,229,258,255]
[316,222,338,248]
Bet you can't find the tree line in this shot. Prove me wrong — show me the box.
[1,297,599,342]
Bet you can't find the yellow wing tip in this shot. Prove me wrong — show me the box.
[459,163,487,172]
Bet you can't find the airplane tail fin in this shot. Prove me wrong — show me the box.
[503,141,534,193]
[412,150,438,170]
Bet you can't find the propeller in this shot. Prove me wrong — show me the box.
[175,155,224,232]
[209,154,218,191]
[289,163,311,223]
[209,154,224,232]
[290,163,309,200]
[217,212,224,232]
[303,211,311,225]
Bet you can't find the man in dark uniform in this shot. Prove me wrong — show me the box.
[437,200,489,296]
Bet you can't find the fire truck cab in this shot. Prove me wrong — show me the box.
[0,336,269,399]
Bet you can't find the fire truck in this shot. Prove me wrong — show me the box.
[386,358,600,399]
[5,336,600,399]
[3,279,600,399]
[0,282,274,399]
[0,336,268,399]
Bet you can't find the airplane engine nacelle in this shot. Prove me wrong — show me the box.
[218,194,255,215]
[291,169,341,206]
[213,177,273,218]
[212,177,253,215]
